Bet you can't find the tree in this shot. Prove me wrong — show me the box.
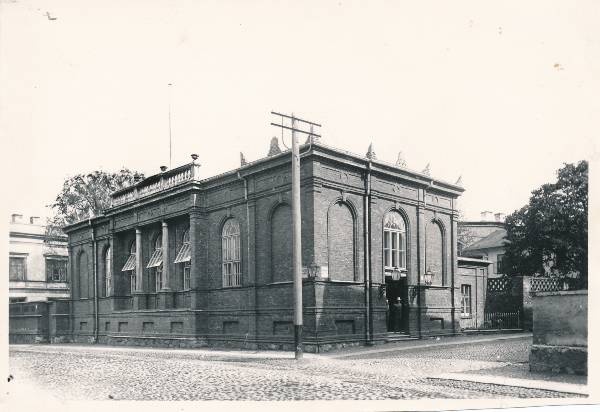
[456,210,477,255]
[503,161,588,287]
[48,169,144,229]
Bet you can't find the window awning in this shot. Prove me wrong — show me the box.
[121,254,136,271]
[174,243,191,264]
[146,249,163,268]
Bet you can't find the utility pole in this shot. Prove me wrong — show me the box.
[168,83,173,168]
[271,111,321,360]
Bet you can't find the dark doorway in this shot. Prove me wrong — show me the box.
[385,276,408,333]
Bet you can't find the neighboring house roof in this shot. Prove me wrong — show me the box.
[457,256,492,266]
[464,228,507,252]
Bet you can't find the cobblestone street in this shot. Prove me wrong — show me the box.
[6,334,586,401]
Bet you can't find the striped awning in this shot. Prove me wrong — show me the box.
[173,242,191,264]
[121,254,136,271]
[146,249,163,268]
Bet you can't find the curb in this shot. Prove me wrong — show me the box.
[431,372,588,396]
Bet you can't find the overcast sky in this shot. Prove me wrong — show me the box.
[1,0,598,222]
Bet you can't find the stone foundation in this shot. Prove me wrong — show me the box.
[529,290,587,376]
[529,344,587,375]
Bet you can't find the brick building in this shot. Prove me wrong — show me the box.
[63,140,465,351]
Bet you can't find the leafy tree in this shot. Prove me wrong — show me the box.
[48,169,144,229]
[503,161,588,287]
[457,210,477,255]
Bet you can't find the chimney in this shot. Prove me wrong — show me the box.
[30,216,41,225]
[495,213,506,222]
[480,211,493,221]
[11,214,23,223]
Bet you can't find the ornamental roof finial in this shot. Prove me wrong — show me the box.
[366,142,376,160]
[240,152,247,166]
[456,175,463,186]
[395,151,406,168]
[422,163,431,176]
[267,137,282,157]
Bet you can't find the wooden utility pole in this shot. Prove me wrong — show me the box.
[168,83,173,168]
[271,111,321,360]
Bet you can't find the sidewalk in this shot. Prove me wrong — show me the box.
[324,332,532,359]
[322,332,588,395]
[10,342,321,361]
[432,364,588,396]
[12,332,531,361]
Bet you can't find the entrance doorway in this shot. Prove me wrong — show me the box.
[385,276,408,333]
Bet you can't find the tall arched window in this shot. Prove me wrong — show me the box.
[271,205,292,282]
[383,211,407,272]
[121,241,137,294]
[104,247,112,297]
[147,234,163,291]
[174,228,191,290]
[222,219,241,287]
[425,221,444,285]
[328,202,355,281]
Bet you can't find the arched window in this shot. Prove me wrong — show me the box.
[147,234,163,291]
[383,211,407,271]
[121,241,137,294]
[271,205,292,282]
[222,219,241,287]
[174,228,191,290]
[328,202,355,281]
[104,247,112,297]
[425,221,444,285]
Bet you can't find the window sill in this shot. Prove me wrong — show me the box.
[384,268,407,273]
[460,314,472,319]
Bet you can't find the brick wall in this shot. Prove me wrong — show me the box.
[271,203,293,283]
[425,221,444,286]
[327,201,355,281]
[62,151,462,349]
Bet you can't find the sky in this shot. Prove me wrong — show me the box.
[1,0,598,222]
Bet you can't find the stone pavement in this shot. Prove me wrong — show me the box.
[5,333,588,401]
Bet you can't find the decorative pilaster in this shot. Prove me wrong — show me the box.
[161,221,170,290]
[450,209,459,333]
[133,227,145,310]
[189,210,208,310]
[158,221,173,309]
[247,199,258,340]
[108,235,115,296]
[417,204,427,283]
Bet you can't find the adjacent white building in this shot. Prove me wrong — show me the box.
[459,211,507,277]
[9,214,70,302]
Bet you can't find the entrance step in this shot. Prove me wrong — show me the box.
[384,332,418,343]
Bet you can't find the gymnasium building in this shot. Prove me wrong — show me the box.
[60,138,466,351]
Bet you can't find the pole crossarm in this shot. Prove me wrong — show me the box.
[270,123,322,137]
[271,111,322,127]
